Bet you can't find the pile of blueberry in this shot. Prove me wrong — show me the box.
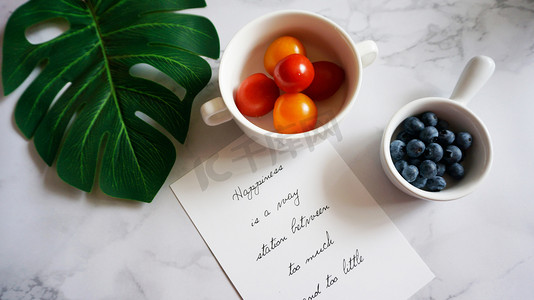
[390,111,473,191]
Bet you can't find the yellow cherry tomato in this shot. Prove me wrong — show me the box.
[264,36,306,76]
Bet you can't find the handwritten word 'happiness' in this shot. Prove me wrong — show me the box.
[232,165,283,201]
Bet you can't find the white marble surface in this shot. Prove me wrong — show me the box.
[1,0,534,299]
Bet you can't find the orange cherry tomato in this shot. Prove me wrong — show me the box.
[236,73,280,117]
[264,36,306,76]
[273,93,317,134]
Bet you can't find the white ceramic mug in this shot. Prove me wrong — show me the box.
[380,56,495,201]
[201,10,378,150]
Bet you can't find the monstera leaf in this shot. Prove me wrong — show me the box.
[2,0,219,202]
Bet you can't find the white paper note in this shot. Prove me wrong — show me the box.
[171,135,434,299]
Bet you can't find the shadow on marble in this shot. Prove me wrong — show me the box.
[24,138,145,208]
[337,127,433,218]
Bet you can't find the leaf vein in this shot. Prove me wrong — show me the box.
[24,42,101,130]
[21,9,89,18]
[102,22,213,39]
[77,68,108,181]
[116,85,186,123]
[59,0,86,13]
[50,68,105,137]
[5,23,95,87]
[87,1,149,195]
[98,0,129,19]
[110,53,203,85]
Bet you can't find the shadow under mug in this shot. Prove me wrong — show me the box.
[201,10,378,151]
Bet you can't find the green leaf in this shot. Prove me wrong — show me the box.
[2,0,220,202]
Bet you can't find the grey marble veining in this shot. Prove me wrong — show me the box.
[1,0,534,299]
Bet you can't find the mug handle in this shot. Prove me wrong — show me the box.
[200,97,234,126]
[355,40,379,68]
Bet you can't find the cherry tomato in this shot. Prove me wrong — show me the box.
[303,61,345,101]
[273,93,317,134]
[273,54,315,93]
[264,36,306,76]
[236,73,280,117]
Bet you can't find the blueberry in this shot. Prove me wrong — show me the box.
[420,111,438,126]
[442,145,462,164]
[419,126,438,144]
[390,140,406,161]
[437,129,455,145]
[419,160,438,179]
[396,131,414,143]
[403,117,425,135]
[447,162,465,180]
[407,157,422,167]
[395,113,471,192]
[423,142,444,162]
[411,175,428,189]
[426,176,447,191]
[406,139,426,158]
[436,163,446,177]
[394,160,408,173]
[436,119,449,130]
[401,165,419,183]
[455,132,473,150]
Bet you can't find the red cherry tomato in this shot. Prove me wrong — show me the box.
[235,73,280,117]
[273,54,315,93]
[273,93,317,134]
[303,61,345,101]
[264,36,306,76]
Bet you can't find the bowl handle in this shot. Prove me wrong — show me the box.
[355,40,378,68]
[200,97,234,126]
[450,56,495,105]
